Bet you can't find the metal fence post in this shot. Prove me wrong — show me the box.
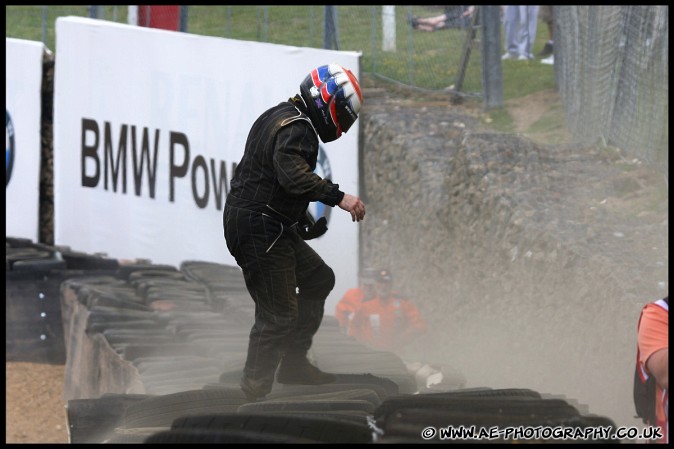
[256,6,269,42]
[226,6,231,38]
[481,5,503,109]
[324,6,339,50]
[41,6,48,45]
[128,5,138,25]
[310,6,315,47]
[179,6,188,32]
[263,6,269,42]
[382,6,396,52]
[407,6,414,85]
[371,6,378,72]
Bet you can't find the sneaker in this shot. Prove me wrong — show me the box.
[276,357,336,385]
[407,12,419,29]
[541,55,554,65]
[538,41,553,58]
[517,54,529,61]
[502,52,516,60]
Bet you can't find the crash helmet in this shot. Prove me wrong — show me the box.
[299,63,363,143]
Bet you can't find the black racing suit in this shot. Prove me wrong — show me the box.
[223,96,344,399]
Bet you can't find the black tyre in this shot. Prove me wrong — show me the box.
[237,399,375,414]
[102,427,168,444]
[143,428,315,444]
[60,250,119,270]
[171,412,373,443]
[269,382,390,401]
[115,264,178,281]
[12,258,67,271]
[123,388,247,428]
[374,396,580,428]
[331,373,401,396]
[384,407,575,429]
[128,269,187,283]
[265,388,382,407]
[66,394,151,443]
[427,387,542,399]
[120,343,204,362]
[86,292,150,311]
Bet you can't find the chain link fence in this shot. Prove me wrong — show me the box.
[6,5,668,167]
[555,5,668,171]
[5,5,483,96]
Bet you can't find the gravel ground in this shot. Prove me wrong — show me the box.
[6,362,70,444]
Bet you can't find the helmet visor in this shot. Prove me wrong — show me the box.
[334,70,362,135]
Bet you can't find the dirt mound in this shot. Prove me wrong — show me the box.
[359,86,668,430]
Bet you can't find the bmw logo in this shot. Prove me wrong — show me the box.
[6,110,15,187]
[310,144,332,225]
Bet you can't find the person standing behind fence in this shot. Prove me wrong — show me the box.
[538,5,554,64]
[502,5,540,61]
[408,6,475,32]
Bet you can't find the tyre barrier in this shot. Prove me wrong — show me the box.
[7,268,69,363]
[6,238,120,363]
[6,239,120,272]
[41,241,619,444]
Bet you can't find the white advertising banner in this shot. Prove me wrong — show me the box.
[6,38,45,242]
[54,17,361,313]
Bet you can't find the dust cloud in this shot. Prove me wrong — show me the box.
[359,100,668,430]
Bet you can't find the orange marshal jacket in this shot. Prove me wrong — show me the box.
[348,294,426,352]
[637,298,669,444]
[335,287,366,331]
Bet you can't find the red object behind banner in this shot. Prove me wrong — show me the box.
[138,5,180,31]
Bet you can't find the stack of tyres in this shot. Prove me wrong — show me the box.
[57,257,624,444]
[5,237,116,364]
[6,268,69,363]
